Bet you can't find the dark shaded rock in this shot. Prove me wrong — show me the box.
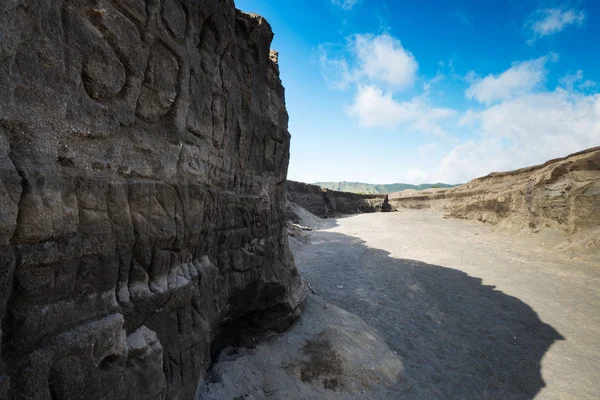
[382,195,392,212]
[286,180,386,217]
[0,1,306,399]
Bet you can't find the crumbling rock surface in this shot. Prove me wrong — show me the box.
[0,1,306,398]
[286,180,385,218]
[381,195,392,213]
[390,147,600,254]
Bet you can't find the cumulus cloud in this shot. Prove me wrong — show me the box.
[319,33,418,90]
[347,85,456,135]
[527,7,586,43]
[331,0,360,10]
[319,32,448,137]
[439,90,600,183]
[465,56,554,104]
[351,33,418,90]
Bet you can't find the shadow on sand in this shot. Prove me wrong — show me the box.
[294,229,564,400]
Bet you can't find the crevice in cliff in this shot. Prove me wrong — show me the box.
[207,280,303,370]
[1,143,26,366]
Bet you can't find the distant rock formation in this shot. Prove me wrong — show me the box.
[382,195,393,212]
[286,181,386,217]
[0,1,306,399]
[389,147,600,253]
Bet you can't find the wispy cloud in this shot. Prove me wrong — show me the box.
[318,44,353,89]
[318,33,419,90]
[465,55,556,104]
[347,85,456,136]
[559,70,597,92]
[526,7,586,43]
[331,0,360,11]
[449,9,472,30]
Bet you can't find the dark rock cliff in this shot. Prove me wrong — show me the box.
[0,1,306,398]
[286,180,386,218]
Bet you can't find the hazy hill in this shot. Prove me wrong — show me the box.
[314,181,459,194]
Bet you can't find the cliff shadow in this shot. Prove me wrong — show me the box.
[295,230,564,400]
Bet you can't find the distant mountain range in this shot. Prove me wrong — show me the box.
[314,181,460,194]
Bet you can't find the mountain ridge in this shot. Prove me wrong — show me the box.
[314,181,460,194]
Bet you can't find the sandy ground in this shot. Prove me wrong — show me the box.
[200,210,600,399]
[294,211,600,400]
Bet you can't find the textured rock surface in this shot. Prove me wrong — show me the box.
[197,295,404,400]
[389,147,600,255]
[0,1,306,398]
[381,195,392,213]
[286,180,385,218]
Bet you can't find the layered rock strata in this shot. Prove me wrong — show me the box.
[390,147,600,252]
[0,1,306,398]
[286,180,385,218]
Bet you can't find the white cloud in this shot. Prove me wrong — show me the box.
[465,56,553,104]
[439,90,600,183]
[423,73,445,95]
[405,169,431,184]
[527,8,586,43]
[319,33,419,91]
[559,70,584,91]
[580,80,598,91]
[351,33,418,90]
[318,44,353,89]
[559,70,597,92]
[331,0,359,10]
[347,85,456,135]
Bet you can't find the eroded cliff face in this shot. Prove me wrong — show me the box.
[0,1,306,398]
[286,180,386,218]
[390,148,600,253]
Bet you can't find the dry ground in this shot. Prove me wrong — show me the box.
[200,210,600,399]
[294,211,600,399]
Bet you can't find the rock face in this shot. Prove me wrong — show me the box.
[286,180,385,218]
[381,195,392,213]
[389,147,600,253]
[0,1,306,399]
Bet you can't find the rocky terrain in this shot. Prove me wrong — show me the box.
[0,1,306,399]
[389,147,600,256]
[203,206,600,399]
[315,181,458,194]
[286,180,386,218]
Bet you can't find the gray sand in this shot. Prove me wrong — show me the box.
[201,211,600,399]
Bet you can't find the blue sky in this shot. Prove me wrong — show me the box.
[235,0,600,184]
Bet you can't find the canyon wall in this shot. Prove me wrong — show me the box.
[390,148,600,252]
[0,1,306,399]
[286,180,386,218]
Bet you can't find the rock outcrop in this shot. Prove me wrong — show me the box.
[390,147,600,253]
[381,195,392,213]
[0,1,306,399]
[286,180,385,218]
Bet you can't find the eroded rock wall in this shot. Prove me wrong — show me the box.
[286,180,385,218]
[390,148,600,252]
[0,1,306,398]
